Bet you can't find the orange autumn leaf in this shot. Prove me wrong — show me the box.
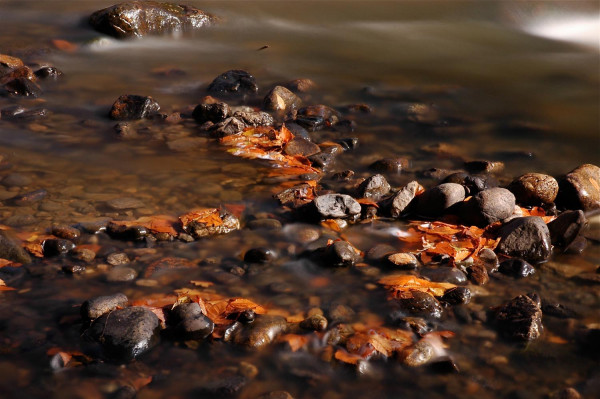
[334,348,363,364]
[0,259,16,268]
[0,278,16,291]
[130,294,179,308]
[347,330,393,357]
[321,219,342,232]
[224,298,267,316]
[280,334,309,352]
[378,274,456,298]
[50,39,78,52]
[357,198,379,208]
[179,208,223,228]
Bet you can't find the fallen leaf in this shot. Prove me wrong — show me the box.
[280,334,309,352]
[50,39,78,52]
[179,208,223,228]
[190,280,214,288]
[378,274,456,298]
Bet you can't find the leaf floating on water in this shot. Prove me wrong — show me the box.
[280,334,310,352]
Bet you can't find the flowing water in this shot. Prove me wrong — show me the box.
[0,1,599,398]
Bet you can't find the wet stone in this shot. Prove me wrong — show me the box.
[196,375,248,398]
[2,173,31,187]
[42,239,76,257]
[9,188,47,206]
[81,293,129,320]
[405,103,439,125]
[541,299,578,319]
[1,105,48,121]
[87,306,160,361]
[264,85,302,114]
[498,258,535,278]
[368,158,407,174]
[109,95,160,120]
[299,314,328,331]
[89,1,217,38]
[403,339,435,366]
[467,264,489,285]
[357,174,391,201]
[34,66,63,80]
[192,102,230,124]
[496,216,552,263]
[106,266,137,282]
[256,391,295,399]
[244,247,277,264]
[2,77,42,97]
[284,78,316,93]
[208,69,258,98]
[62,264,86,274]
[508,173,559,205]
[460,187,515,227]
[106,197,145,210]
[170,303,214,340]
[107,222,149,241]
[246,218,282,230]
[416,183,465,217]
[0,54,23,69]
[421,266,467,285]
[0,230,32,264]
[547,210,587,248]
[464,160,505,174]
[69,248,96,263]
[232,315,288,349]
[366,244,396,262]
[396,291,443,319]
[311,194,361,219]
[494,293,543,341]
[328,304,355,324]
[556,164,600,211]
[51,225,81,241]
[440,287,471,306]
[387,253,419,269]
[283,137,320,157]
[4,214,36,227]
[312,240,359,267]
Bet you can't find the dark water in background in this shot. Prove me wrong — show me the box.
[0,1,599,399]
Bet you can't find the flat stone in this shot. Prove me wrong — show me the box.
[283,137,320,157]
[106,197,145,210]
[387,253,419,269]
[81,293,129,320]
[0,230,32,264]
[106,266,138,282]
[311,194,361,219]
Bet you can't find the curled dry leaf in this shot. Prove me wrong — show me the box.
[378,274,456,299]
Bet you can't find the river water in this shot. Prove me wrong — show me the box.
[0,1,599,398]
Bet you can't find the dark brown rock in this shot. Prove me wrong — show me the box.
[207,69,258,98]
[464,160,505,174]
[244,247,277,264]
[283,137,320,157]
[548,210,587,248]
[467,263,489,285]
[416,183,465,217]
[0,230,32,264]
[296,105,340,130]
[192,102,230,124]
[368,158,408,174]
[556,164,600,211]
[50,225,81,241]
[496,216,552,263]
[34,66,63,80]
[2,78,42,97]
[498,258,535,278]
[311,240,359,267]
[494,293,543,341]
[232,315,288,349]
[396,291,443,319]
[109,95,160,120]
[508,173,558,205]
[89,1,217,38]
[263,86,302,113]
[87,306,160,361]
[461,187,515,227]
[440,287,471,306]
[42,239,76,257]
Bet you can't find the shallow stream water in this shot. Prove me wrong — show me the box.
[0,1,599,398]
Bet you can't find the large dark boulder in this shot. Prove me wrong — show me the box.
[496,216,552,263]
[89,1,217,38]
[86,306,160,361]
[460,187,515,227]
